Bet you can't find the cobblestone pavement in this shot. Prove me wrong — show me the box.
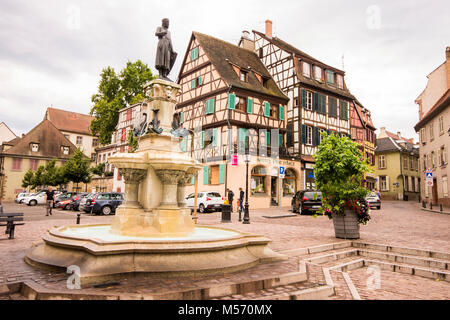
[0,200,449,299]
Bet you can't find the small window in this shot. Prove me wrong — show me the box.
[236,96,247,112]
[337,74,344,89]
[191,47,199,61]
[306,126,313,146]
[92,139,98,147]
[302,62,311,78]
[62,146,70,155]
[262,77,269,88]
[30,143,39,152]
[429,123,434,141]
[326,70,335,85]
[240,70,248,82]
[76,136,83,145]
[259,47,264,58]
[314,66,322,81]
[439,116,444,134]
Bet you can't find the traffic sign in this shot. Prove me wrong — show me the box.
[232,155,238,166]
[426,179,434,187]
[279,166,285,178]
[426,172,433,179]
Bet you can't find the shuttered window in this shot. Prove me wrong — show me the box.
[301,125,306,144]
[264,102,270,117]
[198,76,203,86]
[329,98,337,117]
[313,127,320,146]
[279,105,285,120]
[179,111,184,124]
[191,79,196,89]
[212,128,218,147]
[266,130,271,146]
[279,134,283,146]
[247,98,253,114]
[203,166,209,185]
[326,70,334,85]
[191,47,199,60]
[210,165,220,185]
[340,101,348,120]
[228,94,236,110]
[200,131,205,149]
[205,98,215,114]
[238,128,249,153]
[219,164,225,184]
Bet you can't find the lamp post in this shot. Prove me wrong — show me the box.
[243,154,251,224]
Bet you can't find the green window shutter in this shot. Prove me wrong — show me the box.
[206,98,215,114]
[279,134,283,146]
[180,111,184,124]
[212,128,218,147]
[319,94,326,114]
[301,89,306,108]
[200,131,205,149]
[203,166,209,185]
[264,102,270,117]
[219,164,225,184]
[191,47,199,60]
[313,127,319,146]
[180,137,187,152]
[266,130,271,146]
[301,125,306,144]
[198,76,203,85]
[239,128,248,152]
[279,105,285,120]
[191,175,196,185]
[191,79,196,89]
[228,93,236,110]
[313,92,319,111]
[247,98,253,114]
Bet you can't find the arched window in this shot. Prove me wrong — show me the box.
[251,166,266,194]
[283,168,297,196]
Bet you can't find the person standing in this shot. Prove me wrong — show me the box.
[239,187,245,213]
[226,188,234,213]
[45,186,55,216]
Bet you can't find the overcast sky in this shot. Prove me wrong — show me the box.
[1,0,449,140]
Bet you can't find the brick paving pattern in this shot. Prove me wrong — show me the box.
[0,200,449,299]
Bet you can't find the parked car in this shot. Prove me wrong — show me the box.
[79,192,124,215]
[53,192,78,208]
[56,198,73,210]
[185,192,225,213]
[366,192,381,210]
[15,192,30,204]
[70,193,90,211]
[22,191,47,206]
[292,190,322,215]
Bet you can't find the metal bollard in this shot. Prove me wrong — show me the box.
[76,213,81,225]
[422,201,426,208]
[440,204,443,212]
[430,202,433,210]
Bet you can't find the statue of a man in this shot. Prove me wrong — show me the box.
[155,18,177,81]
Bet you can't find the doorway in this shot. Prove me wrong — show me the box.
[270,176,278,206]
[432,178,438,204]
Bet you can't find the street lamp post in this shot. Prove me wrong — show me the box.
[243,154,251,224]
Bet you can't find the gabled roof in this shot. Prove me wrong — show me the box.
[353,100,376,130]
[45,107,96,136]
[0,120,77,159]
[414,88,450,131]
[185,32,288,101]
[375,137,419,155]
[253,30,356,100]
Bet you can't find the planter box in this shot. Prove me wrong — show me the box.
[331,210,360,239]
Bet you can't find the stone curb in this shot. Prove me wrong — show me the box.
[420,208,450,215]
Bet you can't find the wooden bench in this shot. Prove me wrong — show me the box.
[0,213,25,239]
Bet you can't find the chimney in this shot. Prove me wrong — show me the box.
[378,127,387,138]
[265,20,272,38]
[397,131,401,139]
[239,30,255,51]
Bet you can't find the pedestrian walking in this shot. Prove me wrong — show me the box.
[45,186,55,216]
[239,187,245,213]
[226,188,234,213]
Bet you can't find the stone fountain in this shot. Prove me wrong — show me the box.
[25,78,285,286]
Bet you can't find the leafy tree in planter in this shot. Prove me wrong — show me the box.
[314,133,371,224]
[63,148,92,191]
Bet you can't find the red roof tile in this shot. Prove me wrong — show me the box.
[45,107,96,136]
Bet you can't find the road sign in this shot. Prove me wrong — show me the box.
[279,166,285,179]
[426,172,433,179]
[232,155,238,166]
[426,179,434,187]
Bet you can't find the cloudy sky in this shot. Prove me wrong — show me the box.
[1,0,449,140]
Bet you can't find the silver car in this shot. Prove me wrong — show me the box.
[366,192,381,210]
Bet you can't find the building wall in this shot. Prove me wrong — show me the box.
[184,157,302,210]
[418,64,447,118]
[419,106,450,207]
[61,131,98,159]
[0,123,17,145]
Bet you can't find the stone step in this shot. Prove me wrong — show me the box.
[352,242,450,261]
[304,249,359,265]
[281,241,352,257]
[357,249,449,271]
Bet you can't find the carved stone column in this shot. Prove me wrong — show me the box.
[177,173,195,208]
[119,168,147,208]
[155,169,185,208]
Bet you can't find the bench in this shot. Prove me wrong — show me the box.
[0,213,25,239]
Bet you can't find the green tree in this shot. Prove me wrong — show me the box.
[42,159,59,186]
[31,165,45,190]
[90,162,106,177]
[63,148,92,191]
[90,60,155,145]
[22,169,34,190]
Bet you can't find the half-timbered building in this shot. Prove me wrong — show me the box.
[176,31,300,209]
[252,21,375,190]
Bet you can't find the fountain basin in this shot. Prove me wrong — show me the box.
[25,224,286,286]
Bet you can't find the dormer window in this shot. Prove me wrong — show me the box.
[314,66,322,81]
[240,70,248,82]
[326,70,335,86]
[262,77,269,88]
[337,74,344,89]
[302,62,311,78]
[30,143,39,152]
[62,146,70,155]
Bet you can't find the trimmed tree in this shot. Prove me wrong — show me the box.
[63,148,92,192]
[22,169,35,191]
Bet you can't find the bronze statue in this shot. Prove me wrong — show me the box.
[155,18,177,81]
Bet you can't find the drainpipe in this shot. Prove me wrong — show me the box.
[224,85,233,196]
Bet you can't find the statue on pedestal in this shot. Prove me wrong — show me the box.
[155,18,177,81]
